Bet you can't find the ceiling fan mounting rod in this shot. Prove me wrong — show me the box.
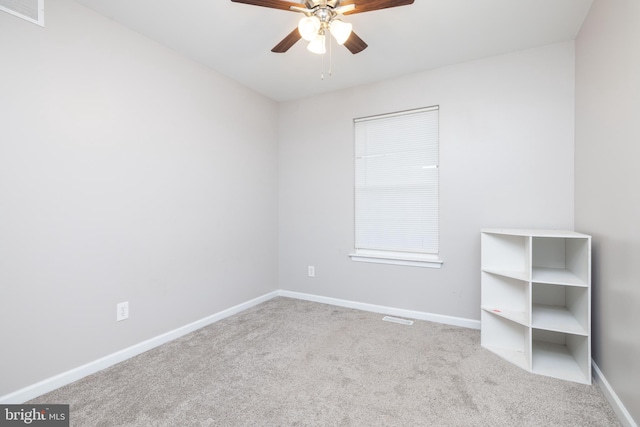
[295,3,339,19]
[316,7,335,31]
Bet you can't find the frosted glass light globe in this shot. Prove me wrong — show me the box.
[329,19,352,45]
[307,34,326,54]
[298,16,321,42]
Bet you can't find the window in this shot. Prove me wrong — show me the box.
[349,106,442,268]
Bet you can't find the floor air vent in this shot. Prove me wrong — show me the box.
[382,316,414,326]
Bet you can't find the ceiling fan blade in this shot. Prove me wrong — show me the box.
[290,5,314,13]
[334,4,356,14]
[231,0,304,12]
[271,28,302,52]
[343,31,368,54]
[340,0,414,15]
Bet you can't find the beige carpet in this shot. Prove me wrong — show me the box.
[30,297,620,426]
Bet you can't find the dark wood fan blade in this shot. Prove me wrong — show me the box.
[343,31,368,54]
[231,0,303,12]
[272,28,302,52]
[340,0,414,15]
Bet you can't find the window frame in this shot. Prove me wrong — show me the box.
[348,106,443,269]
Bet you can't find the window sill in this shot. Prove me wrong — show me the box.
[348,251,443,269]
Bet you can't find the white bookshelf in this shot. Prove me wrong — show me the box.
[481,229,591,384]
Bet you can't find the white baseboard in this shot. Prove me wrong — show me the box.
[0,291,280,404]
[278,290,481,330]
[592,360,638,427]
[0,290,480,404]
[4,291,634,426]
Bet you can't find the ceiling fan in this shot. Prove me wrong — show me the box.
[230,0,415,55]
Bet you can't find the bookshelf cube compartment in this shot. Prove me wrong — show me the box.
[481,311,530,371]
[532,329,591,384]
[532,237,590,286]
[481,232,530,280]
[481,272,529,325]
[532,283,589,335]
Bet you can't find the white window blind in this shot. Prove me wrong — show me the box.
[351,106,440,267]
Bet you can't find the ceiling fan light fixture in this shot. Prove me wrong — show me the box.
[307,33,326,54]
[329,19,352,45]
[298,16,321,41]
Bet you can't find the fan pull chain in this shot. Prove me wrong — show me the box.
[329,34,333,77]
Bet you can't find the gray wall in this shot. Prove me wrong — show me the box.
[0,0,278,396]
[575,0,640,422]
[278,42,576,321]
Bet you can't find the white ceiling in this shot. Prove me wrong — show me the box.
[72,0,593,102]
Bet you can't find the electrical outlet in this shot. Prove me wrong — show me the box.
[308,266,315,277]
[117,301,129,321]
